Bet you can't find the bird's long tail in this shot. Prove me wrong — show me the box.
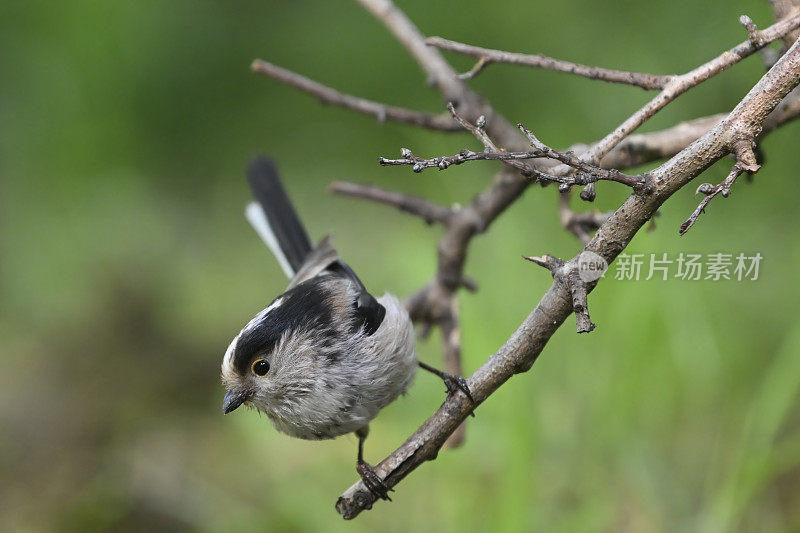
[245,156,312,279]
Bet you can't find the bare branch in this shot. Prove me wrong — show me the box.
[598,87,798,169]
[383,13,800,209]
[601,114,726,168]
[328,181,453,225]
[524,254,595,333]
[516,123,652,192]
[740,15,766,46]
[679,164,745,235]
[769,0,800,48]
[250,59,460,131]
[355,0,474,107]
[336,28,800,520]
[446,103,535,176]
[556,11,800,174]
[377,128,652,192]
[426,36,673,90]
[457,56,490,81]
[679,138,761,234]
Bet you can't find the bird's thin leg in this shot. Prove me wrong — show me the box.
[418,361,475,404]
[354,426,392,502]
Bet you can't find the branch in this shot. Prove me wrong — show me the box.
[336,30,800,520]
[457,56,489,81]
[600,114,726,168]
[769,0,800,48]
[351,0,532,455]
[740,15,766,46]
[328,181,453,225]
[426,36,673,90]
[250,59,460,131]
[523,254,596,333]
[377,116,654,193]
[446,103,533,176]
[249,0,800,517]
[679,139,761,234]
[547,11,800,191]
[516,123,653,192]
[383,14,800,208]
[330,95,800,241]
[354,0,475,108]
[599,92,798,169]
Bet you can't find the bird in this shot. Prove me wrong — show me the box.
[220,156,473,500]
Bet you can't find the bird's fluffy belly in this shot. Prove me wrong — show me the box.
[262,294,416,440]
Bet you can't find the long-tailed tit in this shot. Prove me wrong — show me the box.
[221,156,472,499]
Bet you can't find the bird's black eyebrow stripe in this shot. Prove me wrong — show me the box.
[232,278,334,374]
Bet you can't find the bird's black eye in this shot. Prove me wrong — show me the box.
[252,359,270,376]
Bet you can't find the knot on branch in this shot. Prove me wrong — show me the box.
[740,15,766,47]
[732,138,761,174]
[633,172,657,195]
[523,254,597,333]
[580,183,597,202]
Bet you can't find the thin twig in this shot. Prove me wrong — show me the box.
[354,0,475,107]
[577,11,800,167]
[516,123,652,192]
[250,59,460,131]
[769,0,800,49]
[427,36,673,90]
[378,142,649,191]
[329,181,453,225]
[446,103,535,176]
[679,138,761,234]
[458,56,490,81]
[679,164,745,235]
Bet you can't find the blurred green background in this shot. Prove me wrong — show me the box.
[2,1,799,531]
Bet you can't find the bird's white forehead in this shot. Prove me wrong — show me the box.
[222,334,239,370]
[221,297,284,371]
[243,297,284,333]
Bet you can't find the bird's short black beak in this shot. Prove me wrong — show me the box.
[223,389,249,414]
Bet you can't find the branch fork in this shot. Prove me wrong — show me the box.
[380,110,658,197]
[516,123,654,194]
[740,15,766,46]
[523,254,596,333]
[680,137,761,234]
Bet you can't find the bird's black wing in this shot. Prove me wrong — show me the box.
[327,260,386,336]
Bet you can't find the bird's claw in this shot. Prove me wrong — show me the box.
[443,373,475,404]
[357,460,393,502]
